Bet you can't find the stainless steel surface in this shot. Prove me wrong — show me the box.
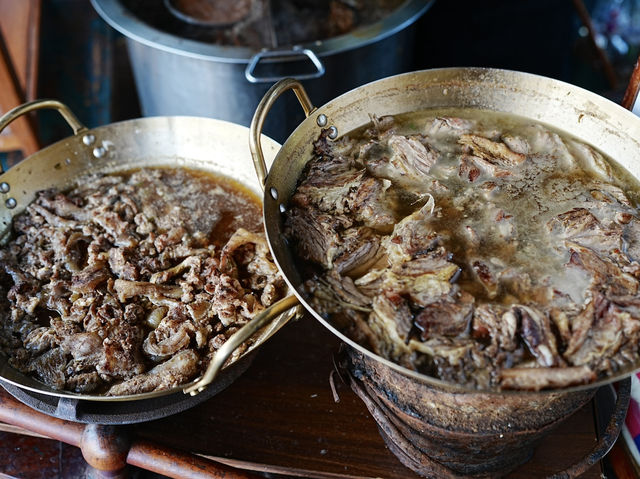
[0,103,297,402]
[253,67,640,394]
[90,0,433,142]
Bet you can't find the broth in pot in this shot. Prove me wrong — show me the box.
[284,109,640,391]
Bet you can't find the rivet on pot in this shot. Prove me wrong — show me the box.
[93,147,106,158]
[270,187,278,200]
[83,134,95,146]
[317,114,328,127]
[328,126,338,140]
[279,203,287,213]
[5,198,16,209]
[0,182,10,193]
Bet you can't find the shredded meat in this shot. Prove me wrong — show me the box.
[106,349,199,396]
[458,134,526,167]
[287,113,640,391]
[0,168,285,395]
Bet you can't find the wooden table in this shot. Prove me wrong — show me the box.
[0,315,603,478]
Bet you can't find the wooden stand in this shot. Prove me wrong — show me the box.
[0,316,603,478]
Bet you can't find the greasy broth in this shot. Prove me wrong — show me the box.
[117,167,262,245]
[349,109,640,307]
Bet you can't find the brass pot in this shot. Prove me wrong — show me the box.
[0,100,300,403]
[248,68,640,475]
[250,67,640,393]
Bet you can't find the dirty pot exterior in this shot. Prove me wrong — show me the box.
[344,347,602,477]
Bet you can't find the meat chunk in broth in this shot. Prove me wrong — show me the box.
[286,110,640,391]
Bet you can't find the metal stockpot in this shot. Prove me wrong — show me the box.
[89,0,433,142]
[0,100,299,405]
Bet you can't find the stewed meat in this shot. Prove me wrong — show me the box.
[285,110,640,391]
[0,168,285,395]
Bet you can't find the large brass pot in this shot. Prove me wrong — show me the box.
[0,101,299,405]
[248,68,640,475]
[250,67,640,393]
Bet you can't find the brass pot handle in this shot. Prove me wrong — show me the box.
[0,99,86,138]
[0,100,87,173]
[183,295,301,396]
[249,78,316,188]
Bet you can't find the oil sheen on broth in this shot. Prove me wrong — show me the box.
[0,167,280,395]
[126,167,262,244]
[358,109,639,307]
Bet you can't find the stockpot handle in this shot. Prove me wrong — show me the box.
[245,47,325,84]
[183,295,301,396]
[250,78,316,188]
